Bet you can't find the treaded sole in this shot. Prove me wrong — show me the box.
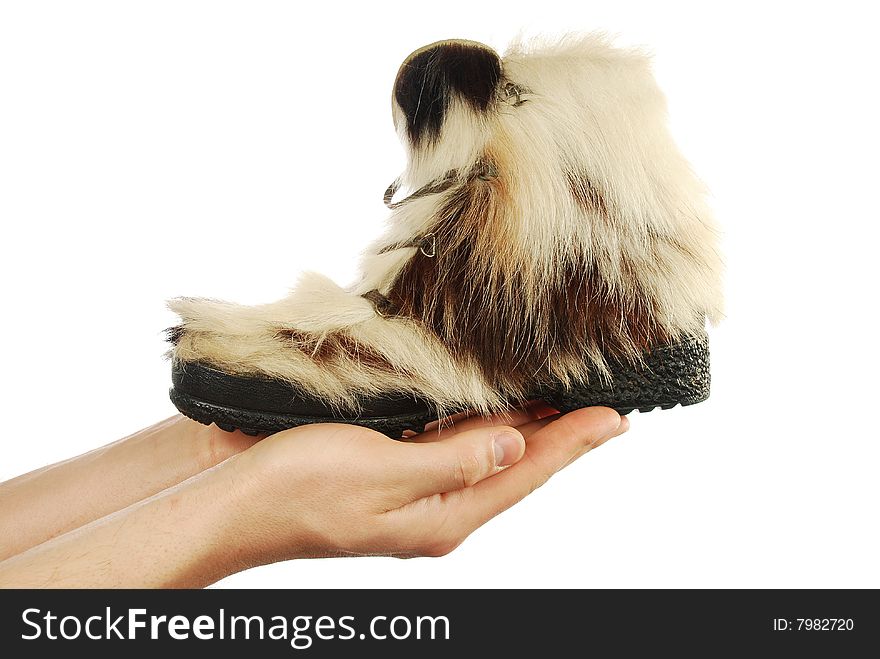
[170,333,710,439]
[169,387,439,438]
[539,334,711,416]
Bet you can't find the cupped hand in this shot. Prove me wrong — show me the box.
[222,404,629,568]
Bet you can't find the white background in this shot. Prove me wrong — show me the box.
[1,1,878,588]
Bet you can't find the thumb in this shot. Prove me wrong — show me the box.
[400,425,526,499]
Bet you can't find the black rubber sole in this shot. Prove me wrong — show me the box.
[170,333,710,438]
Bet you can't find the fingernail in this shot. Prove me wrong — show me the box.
[598,413,623,439]
[493,431,524,467]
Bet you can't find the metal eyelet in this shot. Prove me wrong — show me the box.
[361,289,397,317]
[503,82,528,107]
[419,233,436,258]
[476,160,498,181]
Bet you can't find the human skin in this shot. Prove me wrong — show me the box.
[0,405,628,588]
[0,416,261,562]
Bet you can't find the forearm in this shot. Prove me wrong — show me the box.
[0,415,259,561]
[0,458,252,588]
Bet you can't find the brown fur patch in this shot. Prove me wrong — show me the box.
[566,170,610,219]
[275,327,392,371]
[386,174,673,396]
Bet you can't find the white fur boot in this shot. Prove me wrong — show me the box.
[168,35,723,437]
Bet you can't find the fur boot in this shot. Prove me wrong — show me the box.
[168,35,723,436]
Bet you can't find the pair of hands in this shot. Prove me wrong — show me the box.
[240,403,628,563]
[0,403,628,587]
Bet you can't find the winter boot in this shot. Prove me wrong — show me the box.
[168,35,723,437]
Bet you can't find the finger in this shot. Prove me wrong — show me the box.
[414,400,559,442]
[561,413,630,469]
[395,425,526,499]
[421,399,558,434]
[449,407,622,529]
[512,412,561,439]
[421,409,476,433]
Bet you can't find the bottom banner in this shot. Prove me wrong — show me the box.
[0,589,875,655]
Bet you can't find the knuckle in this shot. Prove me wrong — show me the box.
[454,449,486,488]
[522,452,555,492]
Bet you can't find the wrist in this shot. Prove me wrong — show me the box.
[205,447,315,570]
[159,425,308,583]
[167,455,266,585]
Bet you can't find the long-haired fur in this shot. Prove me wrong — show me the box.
[169,34,723,415]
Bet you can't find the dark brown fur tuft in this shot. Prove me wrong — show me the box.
[394,41,502,146]
[566,170,610,219]
[276,328,393,371]
[386,174,673,396]
[165,325,185,345]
